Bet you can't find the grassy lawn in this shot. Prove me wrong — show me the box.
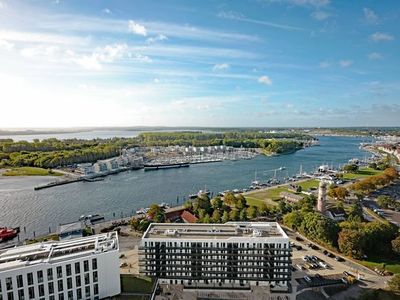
[342,167,383,180]
[297,179,319,191]
[120,275,154,293]
[247,186,289,201]
[245,196,276,207]
[2,167,62,176]
[359,257,400,274]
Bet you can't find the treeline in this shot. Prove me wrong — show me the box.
[0,138,139,168]
[0,131,314,168]
[138,131,311,153]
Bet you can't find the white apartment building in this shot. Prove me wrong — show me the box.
[0,232,120,300]
[139,222,292,292]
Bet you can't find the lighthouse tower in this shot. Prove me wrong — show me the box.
[317,180,327,214]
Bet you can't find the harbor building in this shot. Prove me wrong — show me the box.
[139,222,292,298]
[0,232,120,300]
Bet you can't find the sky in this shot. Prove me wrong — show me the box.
[0,0,399,128]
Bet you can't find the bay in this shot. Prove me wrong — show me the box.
[0,135,373,237]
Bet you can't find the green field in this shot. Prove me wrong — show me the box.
[245,196,276,207]
[359,257,400,274]
[2,167,62,176]
[297,179,319,190]
[342,167,383,180]
[120,275,154,293]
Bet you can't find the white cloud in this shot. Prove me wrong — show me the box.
[0,29,87,45]
[262,0,330,7]
[0,39,13,51]
[212,63,229,71]
[311,11,330,21]
[370,32,394,42]
[146,34,168,44]
[319,61,331,68]
[217,10,305,31]
[258,75,272,85]
[128,20,147,36]
[363,8,378,24]
[368,52,383,60]
[72,44,128,70]
[131,53,152,63]
[339,60,353,68]
[102,8,112,14]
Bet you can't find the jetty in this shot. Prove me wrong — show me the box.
[144,162,190,171]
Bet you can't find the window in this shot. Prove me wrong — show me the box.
[28,286,35,299]
[92,258,97,270]
[75,262,80,274]
[38,285,44,297]
[7,292,13,300]
[93,284,98,295]
[56,266,62,279]
[47,268,53,281]
[17,289,24,300]
[58,293,64,300]
[57,280,63,292]
[76,289,82,300]
[66,264,72,276]
[67,291,73,300]
[93,271,98,283]
[49,296,55,300]
[67,278,72,290]
[17,275,23,288]
[27,273,33,286]
[37,270,43,283]
[83,260,89,272]
[48,282,54,294]
[6,277,13,290]
[85,286,90,298]
[84,273,90,285]
[75,275,81,287]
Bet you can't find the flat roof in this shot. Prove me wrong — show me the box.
[0,232,118,272]
[143,222,288,240]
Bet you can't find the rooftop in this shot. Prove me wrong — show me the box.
[0,232,118,272]
[143,222,288,240]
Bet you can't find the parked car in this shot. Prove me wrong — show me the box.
[296,236,304,242]
[304,276,312,283]
[335,256,345,262]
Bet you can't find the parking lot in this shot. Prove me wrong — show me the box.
[284,228,388,292]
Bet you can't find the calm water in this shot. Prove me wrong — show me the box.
[0,136,373,237]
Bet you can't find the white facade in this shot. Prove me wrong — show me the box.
[0,232,120,300]
[140,222,292,292]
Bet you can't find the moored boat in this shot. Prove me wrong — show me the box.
[0,226,20,242]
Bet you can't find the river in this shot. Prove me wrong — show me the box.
[0,135,373,237]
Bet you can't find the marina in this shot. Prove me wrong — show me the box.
[0,135,374,237]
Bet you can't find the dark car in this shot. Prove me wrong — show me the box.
[335,256,345,262]
[296,236,304,242]
[323,250,328,255]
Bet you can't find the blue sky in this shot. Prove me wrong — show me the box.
[0,0,399,127]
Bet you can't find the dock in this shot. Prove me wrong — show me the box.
[144,162,190,171]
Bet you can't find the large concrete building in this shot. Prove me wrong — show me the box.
[0,232,120,300]
[139,222,292,296]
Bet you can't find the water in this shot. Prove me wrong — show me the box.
[0,136,373,237]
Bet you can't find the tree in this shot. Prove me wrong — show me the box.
[388,274,400,292]
[348,202,363,220]
[296,185,302,193]
[203,214,211,224]
[222,211,230,223]
[391,236,400,255]
[239,209,247,221]
[147,204,165,221]
[364,221,397,255]
[338,229,365,259]
[328,186,349,201]
[259,203,270,216]
[229,210,240,221]
[377,195,395,209]
[236,194,247,210]
[299,212,340,247]
[383,167,398,181]
[247,206,258,219]
[211,197,223,210]
[343,164,358,173]
[224,192,237,206]
[283,211,303,230]
[211,210,221,223]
